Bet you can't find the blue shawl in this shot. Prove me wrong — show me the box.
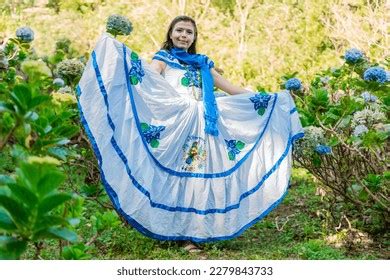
[170,48,219,136]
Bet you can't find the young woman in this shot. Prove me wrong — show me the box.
[150,16,251,97]
[77,15,303,245]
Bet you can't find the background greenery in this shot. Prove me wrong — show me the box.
[0,0,389,259]
[1,0,388,90]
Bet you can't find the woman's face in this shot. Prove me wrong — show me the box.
[170,21,195,51]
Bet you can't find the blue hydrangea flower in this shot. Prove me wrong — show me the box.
[353,125,368,137]
[285,78,302,91]
[106,14,133,36]
[53,78,65,88]
[16,26,34,43]
[360,91,377,103]
[344,48,363,64]
[386,71,390,82]
[315,145,332,155]
[363,67,387,83]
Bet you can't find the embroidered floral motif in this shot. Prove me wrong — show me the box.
[249,93,271,116]
[181,136,207,171]
[129,52,145,85]
[181,65,201,88]
[225,139,245,161]
[140,122,165,148]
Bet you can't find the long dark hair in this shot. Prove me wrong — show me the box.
[161,15,198,54]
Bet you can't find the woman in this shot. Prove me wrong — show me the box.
[77,15,303,244]
[150,16,250,96]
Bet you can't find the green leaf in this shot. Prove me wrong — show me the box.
[363,174,381,192]
[181,77,190,86]
[130,76,138,85]
[10,84,32,114]
[236,141,245,150]
[36,171,65,197]
[150,139,159,148]
[0,209,17,231]
[257,108,266,115]
[0,102,15,114]
[130,52,139,60]
[38,193,72,215]
[48,147,68,161]
[0,195,29,226]
[33,216,69,232]
[62,244,91,260]
[51,124,79,138]
[228,151,235,161]
[37,227,78,243]
[30,95,50,108]
[140,123,149,132]
[0,236,27,260]
[7,183,38,208]
[0,175,15,185]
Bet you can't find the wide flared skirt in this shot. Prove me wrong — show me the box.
[77,33,304,242]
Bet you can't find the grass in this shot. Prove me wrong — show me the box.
[0,152,388,259]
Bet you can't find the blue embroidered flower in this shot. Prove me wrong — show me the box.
[16,26,34,43]
[363,67,387,83]
[361,91,377,103]
[225,139,245,160]
[140,123,165,148]
[344,48,363,64]
[315,145,332,155]
[249,93,271,116]
[129,52,145,85]
[181,65,201,87]
[285,78,302,91]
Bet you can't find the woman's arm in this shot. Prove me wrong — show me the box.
[150,59,167,74]
[211,68,252,95]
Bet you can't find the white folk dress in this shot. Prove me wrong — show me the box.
[77,33,304,242]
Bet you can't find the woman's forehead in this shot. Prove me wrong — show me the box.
[173,21,195,31]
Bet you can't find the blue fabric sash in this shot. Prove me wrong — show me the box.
[170,48,219,136]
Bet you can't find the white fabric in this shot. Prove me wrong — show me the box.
[77,33,304,242]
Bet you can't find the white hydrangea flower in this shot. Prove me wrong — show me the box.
[353,125,368,137]
[293,126,326,156]
[352,108,386,127]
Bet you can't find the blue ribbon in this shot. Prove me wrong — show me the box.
[170,48,219,136]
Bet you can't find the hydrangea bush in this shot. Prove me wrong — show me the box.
[290,49,389,233]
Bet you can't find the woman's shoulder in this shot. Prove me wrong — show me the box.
[152,49,185,70]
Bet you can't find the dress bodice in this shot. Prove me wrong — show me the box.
[153,49,215,101]
[162,64,203,100]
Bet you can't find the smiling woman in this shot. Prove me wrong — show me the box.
[77,15,304,245]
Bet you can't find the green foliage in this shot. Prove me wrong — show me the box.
[0,1,388,260]
[0,160,78,259]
